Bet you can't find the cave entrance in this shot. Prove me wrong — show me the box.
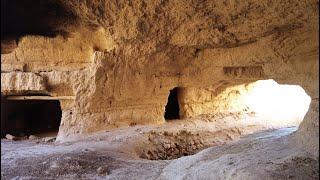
[1,98,62,137]
[164,87,180,120]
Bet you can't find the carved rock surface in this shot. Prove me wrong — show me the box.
[1,72,47,95]
[0,0,318,158]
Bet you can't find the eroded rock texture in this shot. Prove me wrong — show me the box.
[1,0,318,156]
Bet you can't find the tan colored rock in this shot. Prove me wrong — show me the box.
[1,72,47,95]
[0,0,318,159]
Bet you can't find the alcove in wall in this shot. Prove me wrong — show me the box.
[1,98,62,137]
[164,87,180,120]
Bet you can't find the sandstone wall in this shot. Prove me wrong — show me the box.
[1,0,318,156]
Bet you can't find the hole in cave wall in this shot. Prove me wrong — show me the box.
[240,80,311,125]
[1,98,62,137]
[164,87,180,120]
[139,80,312,160]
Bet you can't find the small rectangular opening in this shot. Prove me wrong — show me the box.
[1,97,62,137]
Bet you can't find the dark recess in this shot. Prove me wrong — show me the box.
[164,87,180,120]
[1,0,77,53]
[1,100,62,137]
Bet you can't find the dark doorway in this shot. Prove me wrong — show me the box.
[164,87,180,120]
[2,99,62,137]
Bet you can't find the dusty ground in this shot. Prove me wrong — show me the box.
[1,115,319,180]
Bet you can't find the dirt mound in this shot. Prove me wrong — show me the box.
[137,128,244,160]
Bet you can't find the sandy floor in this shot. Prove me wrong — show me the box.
[1,114,319,179]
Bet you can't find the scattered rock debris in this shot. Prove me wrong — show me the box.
[97,166,108,175]
[43,137,56,143]
[138,130,209,160]
[28,135,39,140]
[5,134,18,141]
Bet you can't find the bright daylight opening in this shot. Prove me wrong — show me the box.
[241,79,311,127]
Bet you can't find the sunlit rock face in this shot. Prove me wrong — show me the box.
[0,0,318,156]
[178,80,311,126]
